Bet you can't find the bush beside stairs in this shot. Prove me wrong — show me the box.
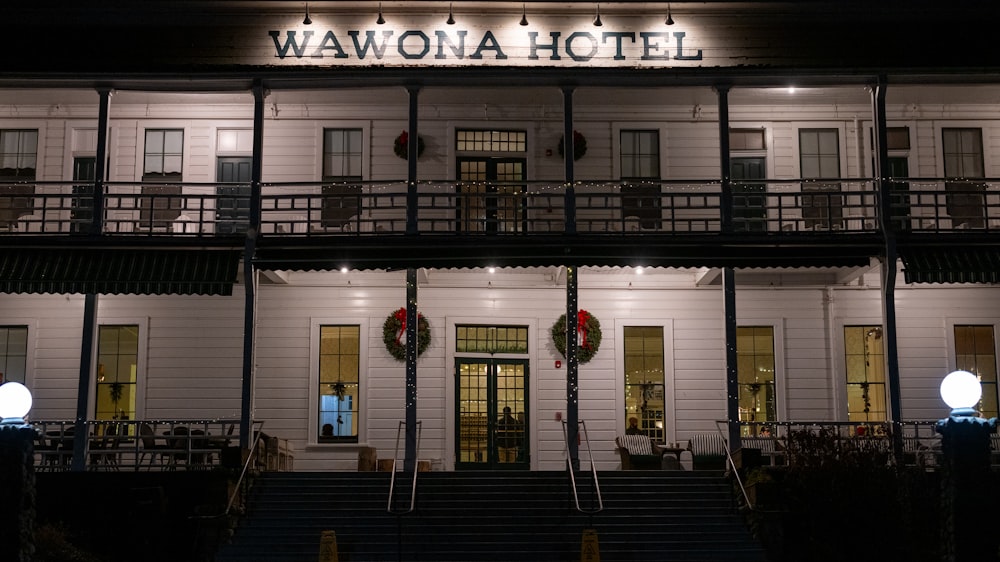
[215,470,766,562]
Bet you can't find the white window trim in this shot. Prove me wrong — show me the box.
[314,121,371,181]
[945,317,1000,404]
[614,318,676,441]
[134,122,189,181]
[934,122,991,177]
[791,123,848,180]
[445,122,534,181]
[611,124,665,180]
[834,318,888,422]
[0,319,37,389]
[308,316,370,447]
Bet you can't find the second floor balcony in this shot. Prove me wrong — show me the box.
[3,178,1000,240]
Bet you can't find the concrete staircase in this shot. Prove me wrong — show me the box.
[215,470,766,562]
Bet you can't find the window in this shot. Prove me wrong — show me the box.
[322,128,363,228]
[623,326,665,441]
[955,325,998,418]
[456,325,528,354]
[0,326,28,385]
[456,130,526,153]
[455,130,528,234]
[799,128,842,229]
[844,326,886,422]
[319,326,360,442]
[141,129,183,229]
[620,130,661,230]
[942,128,986,228]
[0,129,38,229]
[96,326,139,421]
[737,327,776,434]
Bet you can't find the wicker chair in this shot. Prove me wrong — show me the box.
[616,434,665,470]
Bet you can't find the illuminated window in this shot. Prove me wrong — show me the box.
[456,130,526,153]
[456,325,528,354]
[955,325,998,417]
[319,326,361,442]
[737,327,776,434]
[844,326,886,422]
[96,326,139,421]
[624,326,665,441]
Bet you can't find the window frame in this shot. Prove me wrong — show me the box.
[614,318,675,442]
[0,324,31,386]
[736,325,778,433]
[309,316,370,447]
[92,317,148,420]
[842,324,888,423]
[948,321,999,418]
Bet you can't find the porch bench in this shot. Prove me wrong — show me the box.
[688,433,728,471]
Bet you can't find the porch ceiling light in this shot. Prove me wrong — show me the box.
[0,382,32,425]
[303,3,312,25]
[940,370,981,416]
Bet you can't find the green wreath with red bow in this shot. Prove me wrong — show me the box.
[383,307,431,361]
[551,310,602,364]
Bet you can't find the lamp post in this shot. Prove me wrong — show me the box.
[935,370,997,561]
[0,382,36,562]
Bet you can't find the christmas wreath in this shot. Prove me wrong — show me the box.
[557,130,588,161]
[383,307,432,361]
[551,310,602,364]
[393,130,426,160]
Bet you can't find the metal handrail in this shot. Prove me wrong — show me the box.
[387,420,422,515]
[562,419,603,515]
[711,421,755,512]
[224,420,267,516]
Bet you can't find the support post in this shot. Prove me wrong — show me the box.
[404,268,418,472]
[239,81,265,449]
[71,294,98,471]
[90,88,111,237]
[871,76,903,458]
[717,84,733,232]
[406,87,420,236]
[723,268,741,451]
[562,87,576,234]
[566,266,579,470]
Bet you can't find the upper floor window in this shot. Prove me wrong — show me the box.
[0,326,28,385]
[799,128,842,229]
[322,128,363,228]
[0,130,38,229]
[942,128,986,228]
[737,326,776,434]
[730,129,766,152]
[456,130,526,153]
[955,325,997,418]
[456,325,528,354]
[141,129,183,229]
[844,326,886,423]
[319,325,361,442]
[620,130,661,230]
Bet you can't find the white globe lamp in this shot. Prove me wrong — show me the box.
[0,382,33,425]
[940,370,981,417]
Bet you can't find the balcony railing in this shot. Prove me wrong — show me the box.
[3,178,1000,238]
[29,418,293,473]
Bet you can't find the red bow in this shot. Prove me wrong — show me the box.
[394,308,407,344]
[577,310,591,349]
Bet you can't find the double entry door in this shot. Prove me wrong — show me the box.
[456,157,527,234]
[456,358,529,470]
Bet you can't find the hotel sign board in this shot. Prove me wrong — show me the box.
[267,24,704,67]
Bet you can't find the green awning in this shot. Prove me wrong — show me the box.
[0,248,241,295]
[900,247,1000,284]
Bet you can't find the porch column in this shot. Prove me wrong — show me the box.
[406,86,420,236]
[404,268,418,472]
[871,76,903,455]
[723,268,741,451]
[566,266,580,469]
[716,84,733,232]
[90,88,111,236]
[562,86,576,234]
[238,81,265,449]
[71,294,98,471]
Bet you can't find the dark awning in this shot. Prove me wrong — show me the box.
[900,247,1000,284]
[0,248,242,295]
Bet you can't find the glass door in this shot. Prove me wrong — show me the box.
[456,358,529,470]
[456,157,527,234]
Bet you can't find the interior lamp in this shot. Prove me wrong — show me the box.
[940,370,982,417]
[0,382,33,425]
